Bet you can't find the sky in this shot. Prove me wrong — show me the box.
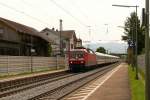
[0,0,145,52]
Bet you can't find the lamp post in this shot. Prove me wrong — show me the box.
[112,4,139,79]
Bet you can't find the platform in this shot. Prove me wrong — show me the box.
[84,63,131,100]
[62,63,131,100]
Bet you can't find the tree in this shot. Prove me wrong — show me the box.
[96,47,106,54]
[122,12,145,54]
[47,43,52,56]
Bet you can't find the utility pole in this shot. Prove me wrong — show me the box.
[145,0,150,99]
[135,5,138,79]
[87,26,91,48]
[104,24,109,34]
[30,36,33,73]
[59,19,63,56]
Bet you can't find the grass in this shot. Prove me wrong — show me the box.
[138,68,145,79]
[128,66,145,100]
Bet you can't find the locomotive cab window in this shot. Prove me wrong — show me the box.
[70,51,84,58]
[90,50,94,54]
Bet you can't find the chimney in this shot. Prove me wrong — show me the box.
[56,29,58,32]
[52,27,55,31]
[60,19,63,31]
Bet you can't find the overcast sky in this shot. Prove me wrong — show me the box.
[0,0,145,44]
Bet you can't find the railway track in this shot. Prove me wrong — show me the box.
[0,71,75,98]
[0,63,120,100]
[30,63,120,100]
[0,71,66,91]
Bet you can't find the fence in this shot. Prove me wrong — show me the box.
[0,56,68,76]
[137,54,145,72]
[137,53,150,73]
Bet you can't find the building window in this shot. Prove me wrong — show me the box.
[46,33,49,35]
[0,27,4,37]
[62,42,66,48]
[71,44,73,49]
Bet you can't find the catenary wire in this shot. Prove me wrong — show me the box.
[0,1,51,27]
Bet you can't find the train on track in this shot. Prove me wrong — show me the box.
[68,48,120,72]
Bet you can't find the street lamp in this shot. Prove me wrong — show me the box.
[112,4,139,79]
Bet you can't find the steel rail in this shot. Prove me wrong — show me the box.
[0,71,75,98]
[0,71,68,91]
[30,63,119,100]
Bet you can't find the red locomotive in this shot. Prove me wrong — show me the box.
[69,48,96,71]
[68,48,119,72]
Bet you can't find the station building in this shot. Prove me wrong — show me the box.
[0,17,50,56]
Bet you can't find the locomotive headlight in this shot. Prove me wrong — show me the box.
[70,61,72,64]
[80,61,84,63]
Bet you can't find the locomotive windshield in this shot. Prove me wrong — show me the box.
[70,51,84,58]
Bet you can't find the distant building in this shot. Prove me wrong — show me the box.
[76,38,82,47]
[41,28,62,56]
[0,17,50,56]
[61,30,77,50]
[41,28,77,56]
